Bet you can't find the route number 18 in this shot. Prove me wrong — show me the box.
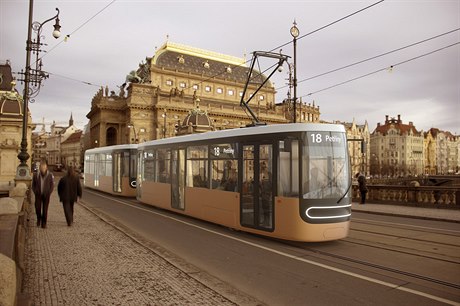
[310,133,322,143]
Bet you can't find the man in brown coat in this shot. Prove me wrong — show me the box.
[32,160,55,228]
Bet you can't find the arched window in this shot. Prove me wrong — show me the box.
[106,127,117,146]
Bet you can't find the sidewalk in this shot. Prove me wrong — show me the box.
[22,192,255,305]
[351,201,460,223]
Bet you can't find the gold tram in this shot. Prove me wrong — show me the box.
[84,144,138,197]
[137,123,351,242]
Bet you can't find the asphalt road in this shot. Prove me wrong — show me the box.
[81,188,460,306]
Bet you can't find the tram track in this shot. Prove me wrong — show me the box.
[286,242,460,291]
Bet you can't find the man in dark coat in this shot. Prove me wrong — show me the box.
[32,159,55,228]
[58,166,82,226]
[356,172,368,204]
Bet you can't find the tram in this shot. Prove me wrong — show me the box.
[137,123,351,242]
[84,144,138,197]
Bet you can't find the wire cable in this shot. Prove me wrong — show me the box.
[192,0,385,87]
[300,42,459,98]
[37,0,117,62]
[277,28,460,90]
[269,0,385,52]
[47,72,102,87]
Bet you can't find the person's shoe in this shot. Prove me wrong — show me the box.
[41,223,47,229]
[37,219,41,227]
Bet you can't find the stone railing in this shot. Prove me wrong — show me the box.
[0,183,29,306]
[353,185,460,208]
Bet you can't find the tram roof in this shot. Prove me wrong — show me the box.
[85,144,138,154]
[139,123,345,149]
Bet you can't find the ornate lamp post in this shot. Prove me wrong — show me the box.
[16,0,61,179]
[290,20,299,123]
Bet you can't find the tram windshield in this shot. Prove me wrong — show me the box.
[302,131,350,199]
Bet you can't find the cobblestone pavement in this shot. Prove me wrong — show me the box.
[23,192,241,305]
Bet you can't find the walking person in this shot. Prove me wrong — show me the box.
[356,172,368,204]
[57,166,82,226]
[32,159,55,228]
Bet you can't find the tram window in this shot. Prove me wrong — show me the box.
[129,151,137,178]
[302,132,349,199]
[144,150,155,181]
[106,154,113,176]
[278,139,299,197]
[98,154,106,176]
[211,160,238,191]
[156,149,171,183]
[187,146,208,188]
[122,152,129,177]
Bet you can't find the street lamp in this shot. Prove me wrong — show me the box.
[16,1,61,179]
[290,20,299,123]
[127,123,138,143]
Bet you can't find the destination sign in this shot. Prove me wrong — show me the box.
[210,144,238,159]
[307,132,345,146]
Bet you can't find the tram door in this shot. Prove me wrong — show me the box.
[113,152,122,193]
[171,149,185,210]
[241,144,273,230]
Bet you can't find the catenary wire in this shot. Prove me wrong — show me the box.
[33,1,383,93]
[36,0,117,63]
[276,28,460,91]
[191,0,385,88]
[299,42,459,98]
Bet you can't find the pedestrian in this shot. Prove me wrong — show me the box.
[57,166,82,226]
[356,172,368,204]
[32,159,55,228]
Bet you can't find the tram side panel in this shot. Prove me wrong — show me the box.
[138,181,171,210]
[121,177,137,197]
[185,187,240,228]
[273,197,349,241]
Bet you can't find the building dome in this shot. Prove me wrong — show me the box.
[0,93,22,118]
[177,107,215,135]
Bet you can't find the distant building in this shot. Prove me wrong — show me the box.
[425,128,459,175]
[61,130,83,170]
[0,61,34,182]
[336,119,370,176]
[370,115,424,177]
[31,113,81,168]
[87,41,321,147]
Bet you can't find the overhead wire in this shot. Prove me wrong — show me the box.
[35,0,384,95]
[191,0,385,88]
[276,28,460,91]
[47,72,102,87]
[36,0,117,63]
[299,42,460,98]
[269,0,385,52]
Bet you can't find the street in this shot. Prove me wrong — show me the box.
[81,188,460,305]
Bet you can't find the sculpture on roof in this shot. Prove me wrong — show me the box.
[126,57,152,84]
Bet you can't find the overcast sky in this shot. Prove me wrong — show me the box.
[1,0,459,135]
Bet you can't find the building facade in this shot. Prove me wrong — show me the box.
[87,42,321,147]
[0,61,34,182]
[425,128,459,175]
[31,114,80,168]
[370,115,424,177]
[336,119,370,176]
[61,130,83,170]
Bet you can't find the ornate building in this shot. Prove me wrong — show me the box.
[0,61,34,182]
[87,42,321,147]
[335,119,370,176]
[425,128,459,175]
[370,115,424,177]
[31,114,80,168]
[61,130,83,170]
